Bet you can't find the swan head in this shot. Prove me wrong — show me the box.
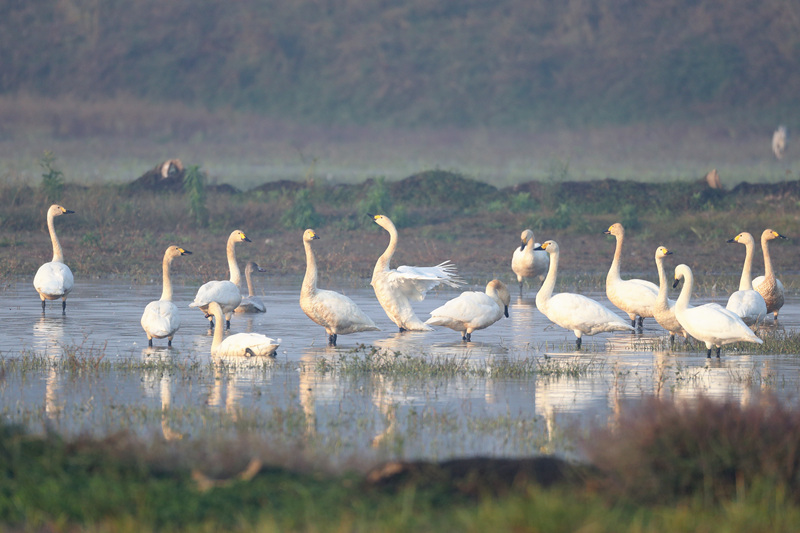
[672,264,692,289]
[486,279,511,317]
[48,204,74,217]
[367,214,395,231]
[603,222,624,238]
[204,301,224,321]
[534,240,558,255]
[245,261,266,274]
[727,232,754,245]
[165,245,192,260]
[519,229,534,249]
[762,229,788,242]
[303,229,320,242]
[229,230,251,244]
[654,246,673,260]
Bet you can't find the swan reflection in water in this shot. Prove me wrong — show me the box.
[33,316,66,423]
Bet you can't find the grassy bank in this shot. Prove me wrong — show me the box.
[3,396,800,531]
[1,168,798,287]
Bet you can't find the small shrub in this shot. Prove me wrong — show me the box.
[619,203,640,230]
[358,177,392,215]
[509,192,537,214]
[39,151,64,202]
[281,189,320,229]
[183,165,208,227]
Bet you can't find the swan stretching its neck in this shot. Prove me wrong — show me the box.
[141,246,191,347]
[511,229,549,296]
[301,229,379,346]
[725,232,767,326]
[752,229,787,321]
[33,204,75,314]
[235,262,267,313]
[535,241,633,349]
[425,279,510,341]
[206,301,280,357]
[604,222,658,332]
[672,264,762,358]
[190,230,250,329]
[653,246,686,345]
[368,214,463,332]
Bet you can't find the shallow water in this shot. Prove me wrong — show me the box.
[2,278,799,464]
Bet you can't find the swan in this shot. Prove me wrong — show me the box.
[652,246,688,345]
[189,230,250,329]
[725,232,768,326]
[140,246,192,347]
[672,264,762,358]
[752,229,788,321]
[300,229,379,346]
[33,204,75,314]
[425,279,511,341]
[604,222,658,331]
[511,229,549,296]
[368,214,464,331]
[534,240,634,349]
[235,262,267,313]
[206,301,280,357]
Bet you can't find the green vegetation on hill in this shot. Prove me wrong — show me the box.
[1,0,798,127]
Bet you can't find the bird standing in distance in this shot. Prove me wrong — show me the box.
[235,261,267,313]
[511,229,549,296]
[725,232,767,326]
[141,246,192,347]
[34,204,75,315]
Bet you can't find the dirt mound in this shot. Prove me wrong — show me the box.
[388,170,500,207]
[128,159,186,192]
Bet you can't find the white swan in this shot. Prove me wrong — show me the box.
[752,229,787,321]
[33,204,75,314]
[189,230,250,329]
[140,246,192,347]
[368,214,464,331]
[511,229,549,296]
[535,240,634,349]
[604,222,658,331]
[300,229,379,346]
[235,262,267,314]
[672,264,762,358]
[725,232,768,326]
[206,301,280,357]
[425,279,511,341]
[652,246,687,344]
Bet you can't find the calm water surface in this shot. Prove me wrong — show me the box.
[1,278,799,464]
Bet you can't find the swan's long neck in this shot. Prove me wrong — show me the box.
[761,235,775,281]
[373,222,398,276]
[47,210,64,263]
[739,240,755,290]
[227,237,242,286]
[301,240,318,297]
[675,270,694,313]
[160,254,175,301]
[245,268,255,297]
[211,308,224,352]
[655,256,668,307]
[536,250,559,307]
[606,234,623,285]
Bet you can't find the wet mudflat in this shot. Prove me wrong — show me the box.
[1,278,799,466]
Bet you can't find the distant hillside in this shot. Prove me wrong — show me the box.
[2,0,798,127]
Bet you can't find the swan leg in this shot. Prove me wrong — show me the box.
[519,281,524,297]
[41,300,46,313]
[399,327,406,333]
[167,337,173,347]
[576,337,582,350]
[245,348,254,357]
[630,318,636,332]
[226,319,231,330]
[148,338,153,347]
[465,332,471,342]
[636,316,644,333]
[62,299,67,314]
[328,333,337,346]
[706,348,712,358]
[669,334,675,348]
[715,346,721,358]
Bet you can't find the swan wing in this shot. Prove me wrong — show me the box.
[544,293,632,334]
[190,280,242,310]
[141,300,180,338]
[33,261,74,298]
[752,276,784,293]
[236,296,266,313]
[312,289,379,333]
[388,261,464,301]
[682,304,763,344]
[216,333,280,357]
[726,290,767,325]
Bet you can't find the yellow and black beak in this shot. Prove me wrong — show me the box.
[180,248,192,256]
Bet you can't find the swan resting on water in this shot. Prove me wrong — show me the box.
[725,232,767,326]
[300,229,379,346]
[34,204,75,314]
[190,229,250,329]
[425,279,511,341]
[535,240,634,349]
[141,246,192,347]
[235,262,267,314]
[511,229,549,296]
[368,214,463,332]
[206,301,280,357]
[672,264,762,358]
